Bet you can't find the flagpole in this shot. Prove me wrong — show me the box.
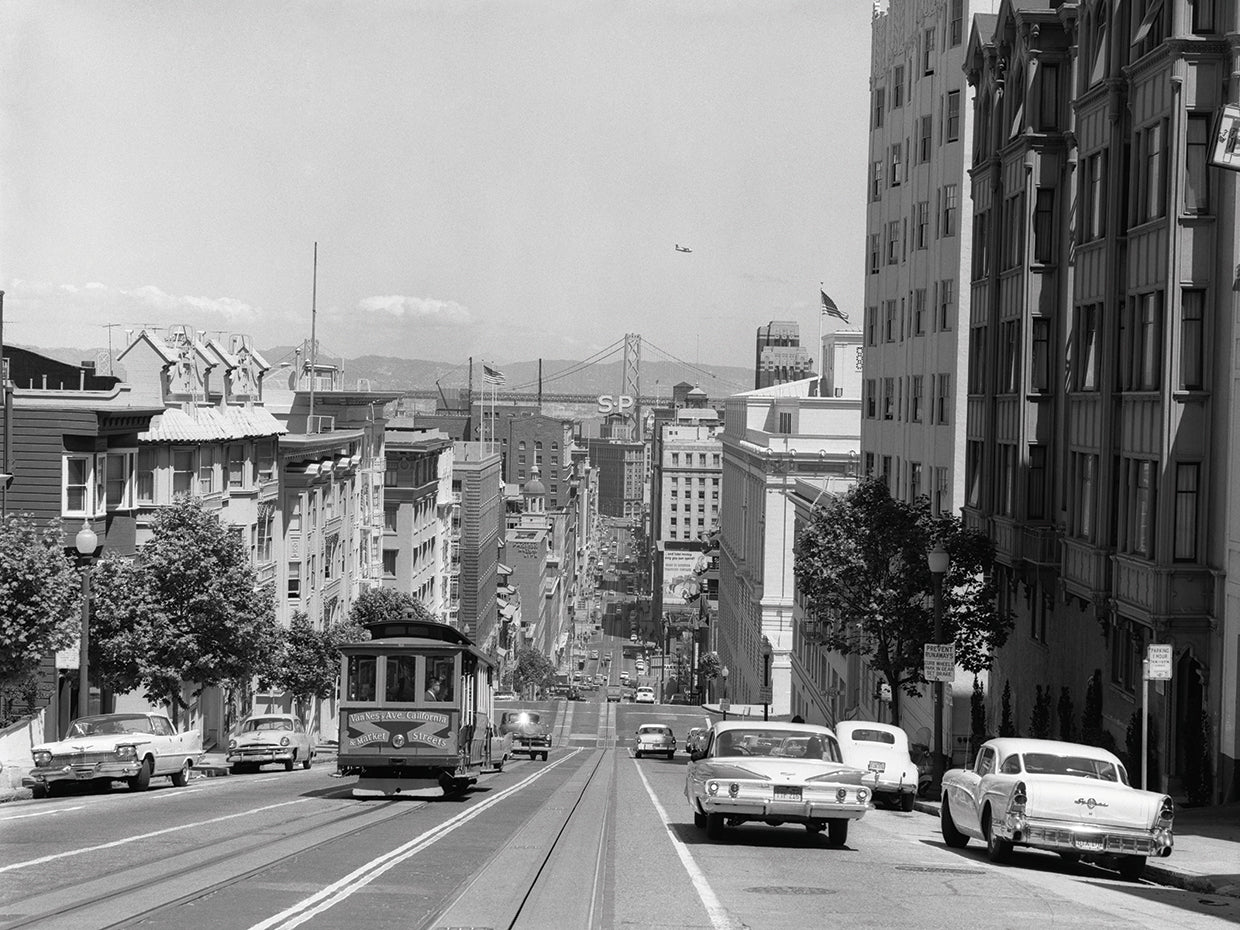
[818,281,825,387]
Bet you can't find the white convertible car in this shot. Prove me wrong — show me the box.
[24,712,203,797]
[940,737,1174,881]
[685,721,873,846]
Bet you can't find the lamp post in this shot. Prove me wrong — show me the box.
[74,520,99,719]
[927,544,951,791]
[721,665,730,721]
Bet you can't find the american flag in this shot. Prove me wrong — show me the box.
[483,363,506,385]
[821,289,849,323]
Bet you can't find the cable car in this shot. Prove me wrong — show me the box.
[337,614,499,797]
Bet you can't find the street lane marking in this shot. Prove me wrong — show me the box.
[632,761,737,930]
[0,798,310,874]
[249,750,583,930]
[0,805,85,822]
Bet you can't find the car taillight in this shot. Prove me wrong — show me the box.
[728,783,740,797]
[858,787,870,804]
[708,781,719,795]
[1157,796,1174,827]
[1009,781,1027,815]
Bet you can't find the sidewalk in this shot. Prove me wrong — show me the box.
[912,798,1240,899]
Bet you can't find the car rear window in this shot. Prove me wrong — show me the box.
[1020,753,1124,782]
[848,729,896,744]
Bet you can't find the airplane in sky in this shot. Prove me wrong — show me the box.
[675,244,692,253]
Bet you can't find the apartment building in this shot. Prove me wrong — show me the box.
[381,428,454,613]
[862,0,973,513]
[452,442,503,646]
[755,321,814,390]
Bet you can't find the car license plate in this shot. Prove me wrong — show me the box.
[774,785,802,800]
[1074,835,1105,851]
[868,760,886,773]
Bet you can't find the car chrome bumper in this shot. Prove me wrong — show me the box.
[228,750,294,763]
[24,762,142,786]
[697,796,869,820]
[999,815,1173,857]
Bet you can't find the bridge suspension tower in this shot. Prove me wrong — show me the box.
[621,333,642,441]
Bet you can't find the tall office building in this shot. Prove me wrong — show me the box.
[964,0,1239,801]
[755,321,814,390]
[861,0,973,514]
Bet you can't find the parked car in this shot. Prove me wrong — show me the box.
[24,712,203,797]
[940,738,1175,881]
[635,724,676,759]
[634,687,656,704]
[606,686,622,703]
[228,714,315,772]
[685,721,873,846]
[835,720,921,811]
[499,710,552,761]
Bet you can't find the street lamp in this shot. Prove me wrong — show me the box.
[74,519,99,719]
[927,544,951,791]
[720,665,730,721]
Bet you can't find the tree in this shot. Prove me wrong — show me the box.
[512,646,555,697]
[348,586,431,628]
[793,477,1010,726]
[1029,685,1052,738]
[269,611,369,718]
[970,676,987,747]
[90,499,283,725]
[0,515,80,688]
[697,651,722,688]
[999,680,1016,737]
[1057,687,1075,742]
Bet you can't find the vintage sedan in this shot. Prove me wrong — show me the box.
[228,714,315,772]
[940,738,1174,881]
[835,720,922,811]
[635,723,676,758]
[685,721,873,846]
[24,712,202,797]
[499,710,552,761]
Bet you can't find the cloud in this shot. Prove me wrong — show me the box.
[8,278,265,324]
[355,295,473,326]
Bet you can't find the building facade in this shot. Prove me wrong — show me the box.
[452,441,503,646]
[755,321,814,390]
[381,429,453,613]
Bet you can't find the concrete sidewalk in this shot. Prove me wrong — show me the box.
[913,798,1240,899]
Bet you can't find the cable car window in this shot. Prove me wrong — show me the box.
[385,655,417,702]
[425,654,456,702]
[347,656,377,701]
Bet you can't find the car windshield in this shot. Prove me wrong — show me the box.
[712,728,842,763]
[504,712,541,726]
[241,718,294,732]
[1019,752,1127,783]
[66,715,153,737]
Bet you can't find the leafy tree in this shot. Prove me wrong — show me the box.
[269,611,369,714]
[998,680,1016,737]
[0,515,81,686]
[512,646,555,697]
[793,477,1010,726]
[970,676,987,747]
[1029,684,1052,738]
[90,499,283,725]
[1057,687,1075,742]
[696,651,722,686]
[347,586,431,628]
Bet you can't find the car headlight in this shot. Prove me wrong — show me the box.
[708,781,719,795]
[280,736,291,747]
[229,739,237,750]
[32,750,52,767]
[115,744,137,761]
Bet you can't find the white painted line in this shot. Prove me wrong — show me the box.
[147,787,208,800]
[249,750,583,930]
[632,760,737,930]
[0,805,86,822]
[0,798,310,874]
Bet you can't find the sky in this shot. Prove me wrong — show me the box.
[1,0,873,372]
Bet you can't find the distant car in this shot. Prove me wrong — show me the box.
[228,714,315,773]
[24,712,203,797]
[634,687,656,704]
[940,738,1175,881]
[635,724,676,759]
[619,671,630,683]
[630,633,638,642]
[685,721,873,845]
[835,721,921,811]
[607,686,622,703]
[498,710,552,761]
[622,687,636,702]
[590,650,599,659]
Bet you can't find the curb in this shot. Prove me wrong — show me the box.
[910,799,1239,900]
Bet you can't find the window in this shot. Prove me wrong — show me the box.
[1070,453,1097,541]
[1185,116,1210,214]
[172,447,195,499]
[909,462,922,500]
[384,503,398,531]
[1136,120,1166,224]
[1000,321,1020,393]
[1192,0,1215,32]
[1125,458,1157,558]
[937,279,954,331]
[934,466,949,514]
[870,161,882,201]
[882,378,894,420]
[1073,303,1101,391]
[287,565,301,600]
[228,444,246,489]
[910,375,923,421]
[1027,445,1047,519]
[913,289,926,334]
[1037,65,1059,131]
[868,234,880,274]
[889,144,902,187]
[1034,188,1055,263]
[1180,289,1205,390]
[1173,462,1200,561]
[136,447,156,503]
[1082,152,1105,241]
[864,379,876,418]
[884,300,897,342]
[893,66,904,107]
[873,87,885,128]
[257,509,273,563]
[198,446,216,494]
[1132,0,1166,49]
[865,306,878,345]
[105,452,133,509]
[941,184,958,236]
[972,210,990,279]
[918,115,932,163]
[934,373,950,424]
[998,444,1017,516]
[64,455,92,516]
[950,0,963,45]
[887,220,900,264]
[1030,318,1051,393]
[922,27,935,74]
[1003,192,1025,269]
[968,328,986,393]
[778,412,793,434]
[1120,291,1162,391]
[347,655,376,701]
[383,549,398,576]
[965,441,983,508]
[255,440,275,482]
[946,91,960,142]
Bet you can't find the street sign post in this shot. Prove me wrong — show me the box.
[1142,644,1173,790]
[758,637,773,718]
[923,643,955,682]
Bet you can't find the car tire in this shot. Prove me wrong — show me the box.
[30,784,48,800]
[805,821,825,834]
[171,760,191,787]
[900,792,916,812]
[983,810,1012,864]
[693,809,707,829]
[302,753,312,771]
[1116,855,1146,882]
[128,757,152,792]
[666,752,674,760]
[635,750,642,759]
[940,799,970,848]
[285,755,296,772]
[826,818,848,847]
[541,752,549,761]
[706,812,726,840]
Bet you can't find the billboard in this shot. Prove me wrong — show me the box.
[662,548,710,608]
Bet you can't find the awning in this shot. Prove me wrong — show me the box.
[497,563,513,576]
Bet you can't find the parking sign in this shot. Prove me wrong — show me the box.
[1147,644,1173,681]
[923,643,955,682]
